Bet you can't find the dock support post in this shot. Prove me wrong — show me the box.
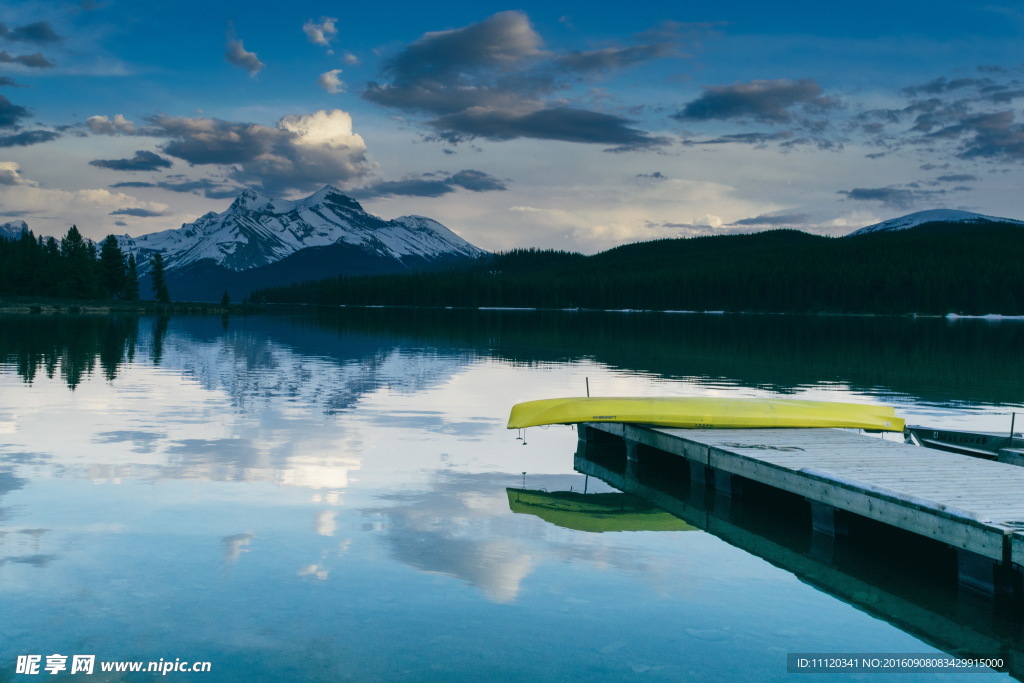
[808,501,848,537]
[711,469,742,498]
[956,549,1000,597]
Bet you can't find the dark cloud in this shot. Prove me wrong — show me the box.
[928,110,1024,160]
[636,171,667,180]
[448,169,506,192]
[730,213,809,226]
[935,173,977,182]
[353,169,507,199]
[89,150,173,171]
[111,177,240,198]
[683,130,795,146]
[147,110,372,194]
[110,207,169,217]
[674,78,834,123]
[0,95,29,128]
[838,187,919,206]
[156,177,241,198]
[0,50,54,68]
[225,24,264,77]
[362,10,679,148]
[836,184,967,208]
[0,77,25,87]
[0,21,61,44]
[0,129,58,147]
[111,181,156,188]
[430,107,669,150]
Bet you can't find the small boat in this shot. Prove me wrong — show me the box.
[903,425,1023,459]
[507,396,904,432]
[506,488,695,533]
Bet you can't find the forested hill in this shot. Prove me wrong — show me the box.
[253,222,1024,315]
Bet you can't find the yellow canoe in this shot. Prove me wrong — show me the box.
[507,396,904,432]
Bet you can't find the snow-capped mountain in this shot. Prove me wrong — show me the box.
[118,185,486,273]
[0,219,28,240]
[847,209,1024,236]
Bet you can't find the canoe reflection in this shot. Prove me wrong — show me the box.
[506,488,695,533]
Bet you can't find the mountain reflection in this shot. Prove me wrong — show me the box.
[2,309,1022,406]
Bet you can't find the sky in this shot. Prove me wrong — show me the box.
[1,0,1024,252]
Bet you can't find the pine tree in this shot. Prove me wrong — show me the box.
[150,252,171,303]
[99,235,128,299]
[124,253,140,301]
[59,225,99,299]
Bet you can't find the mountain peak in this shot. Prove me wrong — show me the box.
[847,209,1024,236]
[0,219,28,239]
[119,184,486,276]
[231,188,273,211]
[300,185,364,212]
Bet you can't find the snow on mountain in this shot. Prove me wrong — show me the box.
[848,209,1024,236]
[118,185,486,273]
[0,219,28,240]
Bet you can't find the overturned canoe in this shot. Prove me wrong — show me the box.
[507,396,904,432]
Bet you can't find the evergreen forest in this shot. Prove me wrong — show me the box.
[0,225,149,301]
[253,223,1024,315]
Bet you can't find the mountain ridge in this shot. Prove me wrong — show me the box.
[118,185,486,275]
[846,209,1024,236]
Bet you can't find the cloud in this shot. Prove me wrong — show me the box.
[430,107,669,150]
[225,24,264,77]
[636,171,668,180]
[158,177,241,198]
[112,177,240,198]
[303,17,338,47]
[89,150,173,171]
[0,77,24,87]
[0,161,33,186]
[362,11,677,148]
[836,184,966,209]
[935,173,977,183]
[675,78,834,123]
[0,50,54,68]
[110,207,169,217]
[0,129,59,147]
[0,167,170,219]
[0,21,61,44]
[729,213,810,227]
[352,169,506,198]
[151,109,372,194]
[683,131,795,146]
[86,114,136,135]
[0,95,29,128]
[318,69,345,94]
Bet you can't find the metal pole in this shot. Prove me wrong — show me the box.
[586,377,590,397]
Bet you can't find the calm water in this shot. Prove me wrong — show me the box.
[0,310,1022,681]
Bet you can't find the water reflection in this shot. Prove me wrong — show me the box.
[0,310,1019,681]
[574,440,1021,678]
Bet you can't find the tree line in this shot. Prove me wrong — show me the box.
[0,225,171,302]
[252,223,1024,315]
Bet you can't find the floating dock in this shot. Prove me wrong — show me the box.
[579,422,1024,596]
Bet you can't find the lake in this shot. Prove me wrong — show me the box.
[0,309,1021,681]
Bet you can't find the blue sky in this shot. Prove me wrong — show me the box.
[2,0,1024,251]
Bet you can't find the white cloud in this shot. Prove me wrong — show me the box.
[303,17,338,47]
[318,69,345,94]
[85,114,135,135]
[0,160,36,186]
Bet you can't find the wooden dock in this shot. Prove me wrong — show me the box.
[580,422,1024,595]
